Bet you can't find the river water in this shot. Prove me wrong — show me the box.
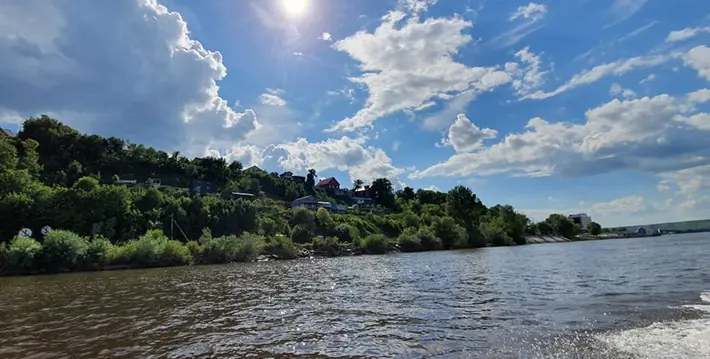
[1,233,709,359]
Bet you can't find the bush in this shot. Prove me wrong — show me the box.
[312,236,344,256]
[432,216,464,249]
[200,233,265,264]
[397,232,422,252]
[264,235,299,259]
[333,224,359,243]
[108,229,191,267]
[291,224,312,244]
[1,236,42,274]
[417,228,442,251]
[186,240,201,256]
[83,237,113,269]
[360,234,389,254]
[39,230,90,272]
[482,223,513,246]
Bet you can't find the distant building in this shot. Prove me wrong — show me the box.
[316,177,340,190]
[279,171,293,179]
[292,175,306,184]
[292,195,319,211]
[636,227,647,235]
[352,197,375,207]
[568,213,592,229]
[190,180,213,196]
[231,192,255,200]
[354,186,373,198]
[114,179,137,186]
[146,178,161,189]
[0,128,14,137]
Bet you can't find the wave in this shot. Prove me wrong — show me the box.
[597,291,710,359]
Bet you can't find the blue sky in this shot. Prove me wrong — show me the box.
[2,0,710,227]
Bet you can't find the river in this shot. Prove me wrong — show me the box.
[1,233,708,359]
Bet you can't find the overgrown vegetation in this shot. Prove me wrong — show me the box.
[0,116,583,276]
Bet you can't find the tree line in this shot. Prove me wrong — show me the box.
[0,116,593,275]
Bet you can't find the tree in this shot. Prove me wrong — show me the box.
[306,169,317,188]
[446,185,485,225]
[370,178,396,209]
[545,214,577,238]
[352,179,364,191]
[18,139,42,178]
[398,186,416,201]
[587,221,602,236]
[0,136,18,172]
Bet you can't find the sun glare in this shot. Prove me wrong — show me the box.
[282,0,308,17]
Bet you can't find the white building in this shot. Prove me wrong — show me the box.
[568,213,592,229]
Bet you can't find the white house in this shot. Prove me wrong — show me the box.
[568,213,592,229]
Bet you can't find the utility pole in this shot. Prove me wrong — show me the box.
[170,213,174,241]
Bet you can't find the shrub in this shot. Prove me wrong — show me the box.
[264,235,299,259]
[108,229,191,267]
[312,236,344,256]
[39,230,90,272]
[481,223,513,246]
[200,233,265,264]
[417,228,442,251]
[333,224,359,243]
[360,234,389,254]
[1,236,42,274]
[291,224,312,244]
[397,232,422,252]
[83,237,113,269]
[186,240,201,256]
[432,216,465,249]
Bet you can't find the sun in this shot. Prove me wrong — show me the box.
[282,0,308,17]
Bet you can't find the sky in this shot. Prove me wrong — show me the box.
[1,0,710,227]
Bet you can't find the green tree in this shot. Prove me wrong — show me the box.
[352,179,364,190]
[545,214,577,238]
[370,178,396,209]
[0,136,18,172]
[587,222,602,236]
[306,169,317,188]
[17,139,42,178]
[398,186,416,201]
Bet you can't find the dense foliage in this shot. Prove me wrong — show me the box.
[0,117,581,275]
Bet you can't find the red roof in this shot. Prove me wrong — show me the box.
[316,177,340,187]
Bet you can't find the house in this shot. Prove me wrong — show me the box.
[316,177,340,190]
[0,128,14,137]
[352,197,375,207]
[279,171,293,179]
[190,180,213,196]
[354,185,373,198]
[114,179,137,186]
[292,195,319,210]
[146,178,161,189]
[231,192,255,200]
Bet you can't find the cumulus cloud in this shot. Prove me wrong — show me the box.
[509,2,548,21]
[411,91,710,180]
[0,0,258,158]
[589,196,646,214]
[507,47,550,96]
[609,83,637,99]
[666,27,710,43]
[327,12,511,133]
[524,54,671,100]
[259,93,287,107]
[683,46,710,81]
[441,114,497,153]
[319,32,332,41]
[400,0,438,15]
[687,88,710,104]
[276,136,405,184]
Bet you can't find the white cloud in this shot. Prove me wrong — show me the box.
[320,32,332,41]
[524,54,671,100]
[666,27,710,43]
[421,90,476,130]
[507,47,550,96]
[683,46,710,81]
[609,83,637,99]
[658,165,710,211]
[491,3,548,48]
[411,91,710,180]
[687,88,710,104]
[609,0,648,24]
[400,0,438,15]
[276,136,405,184]
[441,114,497,153]
[259,93,287,107]
[392,141,401,152]
[0,0,259,158]
[509,2,548,21]
[327,13,511,133]
[639,74,656,84]
[589,196,646,214]
[424,185,440,191]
